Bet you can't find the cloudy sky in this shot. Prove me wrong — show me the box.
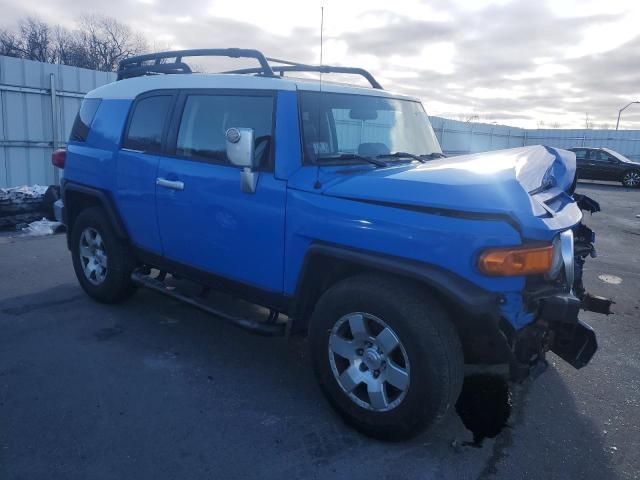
[2,0,640,128]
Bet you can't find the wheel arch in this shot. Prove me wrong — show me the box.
[289,243,501,333]
[62,182,128,248]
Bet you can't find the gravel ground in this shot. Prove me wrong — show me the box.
[0,182,638,480]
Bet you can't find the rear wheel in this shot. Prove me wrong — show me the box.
[622,170,640,188]
[70,207,136,303]
[309,274,464,440]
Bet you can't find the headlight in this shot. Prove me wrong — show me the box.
[560,230,575,288]
[546,230,575,287]
[547,235,564,280]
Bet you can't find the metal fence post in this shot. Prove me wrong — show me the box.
[440,121,446,151]
[50,73,59,184]
[523,130,528,147]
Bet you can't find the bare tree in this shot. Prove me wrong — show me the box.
[584,113,594,129]
[0,15,147,71]
[75,15,147,71]
[0,17,55,62]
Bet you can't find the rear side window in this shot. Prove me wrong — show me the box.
[175,94,274,165]
[70,98,101,142]
[123,95,172,154]
[573,149,587,161]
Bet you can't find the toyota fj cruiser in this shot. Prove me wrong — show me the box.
[52,49,611,440]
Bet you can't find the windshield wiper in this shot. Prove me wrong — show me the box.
[316,153,387,167]
[421,152,446,159]
[377,152,426,163]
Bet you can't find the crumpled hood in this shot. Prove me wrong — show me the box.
[322,145,577,221]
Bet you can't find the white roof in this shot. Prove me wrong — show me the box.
[85,73,420,102]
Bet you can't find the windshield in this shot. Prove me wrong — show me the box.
[299,91,442,164]
[602,148,637,163]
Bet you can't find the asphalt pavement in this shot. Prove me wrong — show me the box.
[0,182,638,480]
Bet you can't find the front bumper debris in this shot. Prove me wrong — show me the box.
[549,318,598,369]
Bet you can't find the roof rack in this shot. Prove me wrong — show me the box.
[226,57,383,89]
[117,48,275,80]
[116,48,383,89]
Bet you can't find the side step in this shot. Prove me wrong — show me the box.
[131,270,286,337]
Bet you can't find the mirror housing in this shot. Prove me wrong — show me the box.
[225,127,257,169]
[225,127,258,194]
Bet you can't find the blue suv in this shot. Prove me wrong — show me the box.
[53,49,610,440]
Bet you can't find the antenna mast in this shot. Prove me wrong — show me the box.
[313,5,325,189]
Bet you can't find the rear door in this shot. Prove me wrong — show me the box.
[155,90,286,293]
[588,150,615,181]
[572,148,590,179]
[115,93,176,254]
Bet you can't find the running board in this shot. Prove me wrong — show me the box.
[131,271,286,336]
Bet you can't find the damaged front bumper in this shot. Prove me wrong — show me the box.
[504,193,612,381]
[503,293,600,382]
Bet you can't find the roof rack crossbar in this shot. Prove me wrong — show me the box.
[225,64,383,89]
[117,48,275,80]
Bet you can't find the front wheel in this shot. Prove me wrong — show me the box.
[622,170,640,188]
[309,274,464,440]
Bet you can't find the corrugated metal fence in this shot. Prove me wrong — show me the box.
[0,56,115,188]
[430,116,640,160]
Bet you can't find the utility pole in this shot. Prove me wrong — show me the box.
[616,101,640,130]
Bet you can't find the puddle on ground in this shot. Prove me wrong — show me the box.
[598,274,622,285]
[455,374,512,447]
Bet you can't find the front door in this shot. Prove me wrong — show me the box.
[155,91,286,294]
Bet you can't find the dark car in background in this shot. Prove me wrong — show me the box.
[569,147,640,187]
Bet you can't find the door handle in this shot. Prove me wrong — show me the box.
[156,177,184,190]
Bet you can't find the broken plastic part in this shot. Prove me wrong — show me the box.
[573,193,601,214]
[581,293,614,315]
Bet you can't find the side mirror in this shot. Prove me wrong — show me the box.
[225,127,258,194]
[225,127,256,168]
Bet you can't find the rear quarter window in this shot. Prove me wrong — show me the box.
[123,95,173,154]
[572,149,587,161]
[70,98,101,142]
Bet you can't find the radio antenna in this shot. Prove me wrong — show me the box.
[313,5,325,189]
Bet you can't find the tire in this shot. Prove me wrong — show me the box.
[621,170,640,188]
[70,206,137,303]
[309,273,464,440]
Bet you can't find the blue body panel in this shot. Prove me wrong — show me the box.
[64,99,131,191]
[64,90,585,331]
[155,159,287,293]
[114,149,163,254]
[274,91,303,180]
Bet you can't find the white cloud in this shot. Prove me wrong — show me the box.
[2,0,640,127]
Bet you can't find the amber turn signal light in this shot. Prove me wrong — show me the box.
[478,244,554,276]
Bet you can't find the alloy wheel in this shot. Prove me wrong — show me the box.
[79,227,108,285]
[623,171,640,187]
[328,312,410,412]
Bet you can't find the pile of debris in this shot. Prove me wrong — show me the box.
[0,185,61,230]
